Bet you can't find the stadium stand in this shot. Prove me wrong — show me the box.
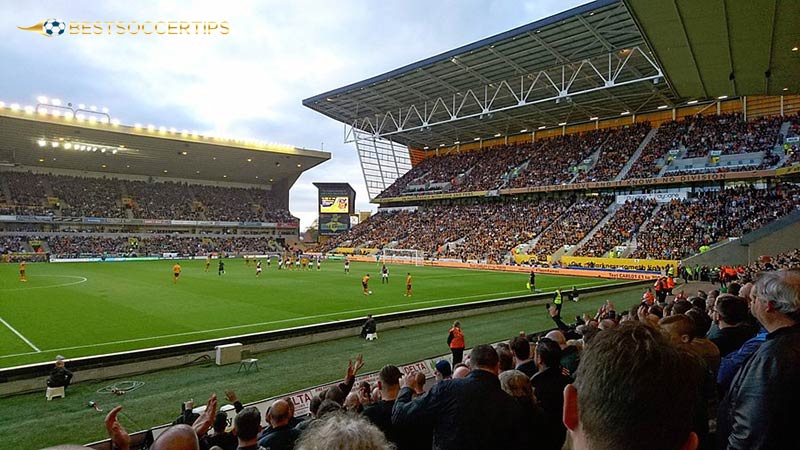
[0,172,296,223]
[368,112,794,199]
[527,196,614,257]
[573,122,651,183]
[631,185,800,260]
[573,198,658,257]
[43,234,280,257]
[681,113,783,158]
[624,119,692,179]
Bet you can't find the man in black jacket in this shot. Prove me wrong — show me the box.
[257,400,300,450]
[718,269,800,450]
[530,338,570,450]
[47,355,73,389]
[706,295,757,357]
[391,344,518,450]
[360,315,377,340]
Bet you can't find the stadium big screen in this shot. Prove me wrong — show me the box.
[313,182,356,236]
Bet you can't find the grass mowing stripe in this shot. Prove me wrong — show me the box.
[0,316,41,352]
[0,260,628,367]
[0,278,616,359]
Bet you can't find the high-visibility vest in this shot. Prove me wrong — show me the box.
[449,327,465,349]
[554,291,563,305]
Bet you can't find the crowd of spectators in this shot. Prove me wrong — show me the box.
[1,171,50,215]
[0,235,28,253]
[377,127,625,198]
[375,113,794,200]
[322,198,574,263]
[529,196,614,256]
[43,235,281,257]
[681,113,783,158]
[125,180,201,220]
[625,118,693,179]
[573,198,657,257]
[327,183,799,264]
[50,175,128,219]
[79,257,800,450]
[0,172,296,222]
[508,128,617,189]
[631,185,800,260]
[573,123,651,183]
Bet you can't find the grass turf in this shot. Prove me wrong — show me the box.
[0,259,624,368]
[0,279,648,450]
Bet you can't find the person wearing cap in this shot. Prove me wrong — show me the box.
[434,360,452,382]
[47,355,73,389]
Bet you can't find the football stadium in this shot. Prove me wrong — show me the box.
[1,0,800,449]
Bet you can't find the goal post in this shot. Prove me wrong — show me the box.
[381,248,423,266]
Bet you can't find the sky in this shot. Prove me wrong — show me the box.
[0,0,589,230]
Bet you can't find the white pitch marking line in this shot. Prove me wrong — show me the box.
[0,279,616,360]
[0,275,88,291]
[0,316,41,352]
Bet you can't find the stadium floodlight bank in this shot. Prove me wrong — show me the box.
[382,248,423,266]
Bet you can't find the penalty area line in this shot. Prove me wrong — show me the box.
[0,316,41,352]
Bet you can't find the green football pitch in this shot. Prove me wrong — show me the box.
[0,259,625,368]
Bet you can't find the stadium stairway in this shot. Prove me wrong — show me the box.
[614,128,658,181]
[570,148,603,183]
[565,202,622,257]
[0,176,12,206]
[656,146,686,177]
[619,203,663,258]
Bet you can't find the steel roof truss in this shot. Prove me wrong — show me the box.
[346,46,661,142]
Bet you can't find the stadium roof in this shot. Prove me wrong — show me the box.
[304,0,798,150]
[627,0,800,100]
[0,107,330,187]
[303,0,676,149]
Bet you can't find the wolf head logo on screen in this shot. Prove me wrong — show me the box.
[18,19,66,37]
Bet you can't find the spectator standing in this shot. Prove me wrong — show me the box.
[257,400,300,450]
[530,337,571,450]
[718,270,800,449]
[391,344,518,450]
[563,322,702,450]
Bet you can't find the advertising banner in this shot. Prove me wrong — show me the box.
[320,196,349,214]
[319,214,350,236]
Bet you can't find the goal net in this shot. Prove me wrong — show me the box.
[381,248,423,266]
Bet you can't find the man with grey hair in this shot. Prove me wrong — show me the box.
[718,269,800,449]
[295,412,393,450]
